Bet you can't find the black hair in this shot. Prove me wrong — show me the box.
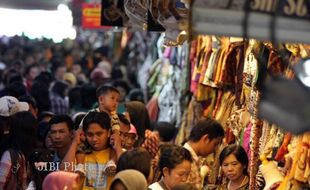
[7,81,27,98]
[9,111,37,159]
[51,63,66,77]
[94,46,109,58]
[159,144,192,174]
[125,101,151,146]
[96,84,120,99]
[73,112,86,130]
[117,148,152,179]
[37,121,50,142]
[82,111,111,132]
[31,81,51,113]
[19,94,37,109]
[118,113,130,126]
[188,118,224,142]
[7,73,23,86]
[12,59,24,69]
[154,122,177,142]
[219,144,249,175]
[34,71,53,86]
[37,111,55,123]
[111,66,123,80]
[0,116,11,156]
[110,180,125,190]
[28,149,54,190]
[24,64,39,76]
[81,83,97,109]
[68,86,82,109]
[51,80,69,98]
[112,79,130,94]
[49,114,74,131]
[127,88,144,103]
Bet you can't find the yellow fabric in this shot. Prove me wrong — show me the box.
[81,148,114,190]
[293,133,310,183]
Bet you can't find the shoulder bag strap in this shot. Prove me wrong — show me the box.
[9,150,22,188]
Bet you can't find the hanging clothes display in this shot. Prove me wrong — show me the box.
[178,32,310,189]
[114,3,310,189]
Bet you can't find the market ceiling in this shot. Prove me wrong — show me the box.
[0,0,69,10]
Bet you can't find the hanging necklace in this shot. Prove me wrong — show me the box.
[227,175,248,190]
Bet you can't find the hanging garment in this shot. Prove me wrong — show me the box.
[101,0,127,27]
[174,107,189,145]
[274,133,292,162]
[157,77,181,126]
[224,105,250,142]
[293,133,310,183]
[271,129,285,160]
[146,95,159,122]
[243,39,259,87]
[214,91,236,125]
[258,121,271,156]
[262,125,279,159]
[124,0,147,30]
[156,0,189,46]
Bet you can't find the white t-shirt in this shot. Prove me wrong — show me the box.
[26,181,36,190]
[149,182,164,190]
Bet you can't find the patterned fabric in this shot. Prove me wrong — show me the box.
[141,130,159,157]
[184,143,202,190]
[0,150,27,190]
[49,92,69,115]
[216,177,249,190]
[110,111,121,132]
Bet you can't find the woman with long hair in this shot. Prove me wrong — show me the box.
[0,111,37,190]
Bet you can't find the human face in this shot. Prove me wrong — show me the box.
[119,122,130,147]
[72,64,81,75]
[163,160,191,189]
[221,154,245,182]
[55,66,66,81]
[111,180,127,190]
[85,123,110,151]
[29,66,39,80]
[199,136,222,157]
[99,91,120,113]
[50,122,72,149]
[123,133,136,150]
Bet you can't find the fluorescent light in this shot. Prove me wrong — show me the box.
[0,6,76,42]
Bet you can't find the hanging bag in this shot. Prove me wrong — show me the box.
[3,150,23,190]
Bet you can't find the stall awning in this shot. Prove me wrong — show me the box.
[0,0,68,10]
[192,0,310,44]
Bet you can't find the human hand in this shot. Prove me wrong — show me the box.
[110,132,122,151]
[73,128,85,145]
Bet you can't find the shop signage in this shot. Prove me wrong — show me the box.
[192,0,310,43]
[250,0,309,19]
[82,3,111,29]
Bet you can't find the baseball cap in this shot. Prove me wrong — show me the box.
[0,96,29,117]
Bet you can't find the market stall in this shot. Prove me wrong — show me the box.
[79,1,310,189]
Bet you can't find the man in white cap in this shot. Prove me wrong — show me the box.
[0,96,29,155]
